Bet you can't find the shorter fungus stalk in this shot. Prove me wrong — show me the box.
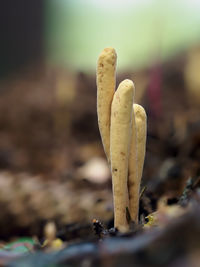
[128,104,147,222]
[134,104,147,183]
[128,107,138,222]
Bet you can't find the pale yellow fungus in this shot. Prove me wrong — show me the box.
[128,104,147,222]
[110,79,134,231]
[97,47,117,163]
[96,48,147,232]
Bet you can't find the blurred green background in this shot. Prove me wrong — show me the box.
[46,0,200,71]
